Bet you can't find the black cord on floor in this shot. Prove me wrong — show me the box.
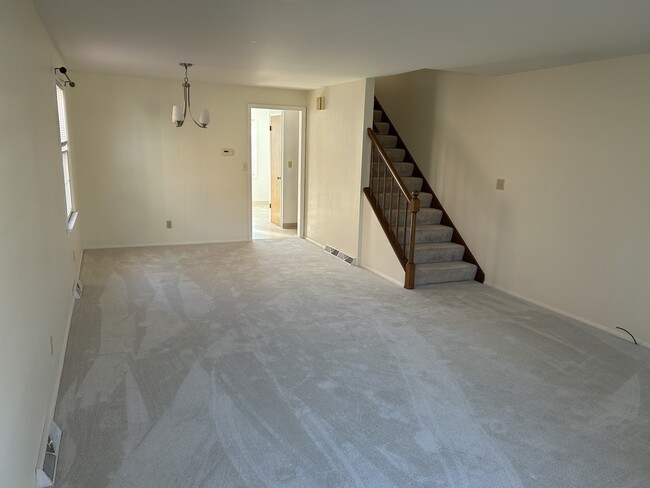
[616,327,638,345]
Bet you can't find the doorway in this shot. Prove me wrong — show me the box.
[249,105,305,240]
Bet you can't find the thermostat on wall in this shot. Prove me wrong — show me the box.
[222,148,235,156]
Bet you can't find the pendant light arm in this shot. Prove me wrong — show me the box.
[184,82,207,128]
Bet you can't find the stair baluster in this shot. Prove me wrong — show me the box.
[366,128,420,288]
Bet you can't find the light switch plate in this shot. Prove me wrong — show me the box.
[496,178,505,190]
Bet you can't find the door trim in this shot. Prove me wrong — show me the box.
[247,103,307,241]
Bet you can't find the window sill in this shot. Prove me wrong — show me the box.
[66,211,78,233]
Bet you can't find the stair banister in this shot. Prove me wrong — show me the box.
[365,98,484,287]
[406,191,420,289]
[366,127,421,288]
[367,129,415,197]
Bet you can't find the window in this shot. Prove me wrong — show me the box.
[55,84,76,229]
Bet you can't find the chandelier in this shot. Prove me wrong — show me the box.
[171,63,210,128]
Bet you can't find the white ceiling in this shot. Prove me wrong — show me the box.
[32,0,650,89]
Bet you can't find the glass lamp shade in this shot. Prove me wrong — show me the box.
[199,109,210,127]
[172,105,184,124]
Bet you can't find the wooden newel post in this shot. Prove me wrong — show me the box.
[404,191,420,289]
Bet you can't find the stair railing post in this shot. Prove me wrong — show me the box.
[405,191,420,289]
[375,148,380,203]
[369,146,375,200]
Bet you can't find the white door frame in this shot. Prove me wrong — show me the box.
[247,103,307,240]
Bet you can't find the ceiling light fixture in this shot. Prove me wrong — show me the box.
[172,63,210,128]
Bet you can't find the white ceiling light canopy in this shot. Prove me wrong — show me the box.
[172,63,210,128]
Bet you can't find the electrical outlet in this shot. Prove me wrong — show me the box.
[288,160,293,168]
[496,178,505,190]
[166,220,173,229]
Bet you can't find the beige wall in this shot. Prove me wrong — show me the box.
[305,79,374,257]
[69,73,307,248]
[376,55,650,345]
[0,0,83,485]
[374,69,438,168]
[360,199,406,286]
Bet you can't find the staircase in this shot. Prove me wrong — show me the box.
[367,103,482,287]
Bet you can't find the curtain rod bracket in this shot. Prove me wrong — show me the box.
[55,66,76,87]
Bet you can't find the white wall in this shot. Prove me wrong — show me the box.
[374,69,438,168]
[376,55,650,345]
[0,0,83,486]
[69,73,307,248]
[305,79,374,257]
[360,198,406,286]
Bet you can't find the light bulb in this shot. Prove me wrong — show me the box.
[172,105,184,124]
[199,109,210,127]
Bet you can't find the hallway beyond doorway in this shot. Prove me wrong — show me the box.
[249,105,305,241]
[252,201,296,239]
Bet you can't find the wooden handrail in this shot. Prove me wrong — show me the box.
[367,128,414,203]
[366,127,420,289]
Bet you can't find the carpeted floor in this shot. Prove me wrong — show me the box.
[54,239,650,487]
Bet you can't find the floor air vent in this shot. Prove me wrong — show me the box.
[36,421,61,487]
[325,245,357,265]
[72,280,83,299]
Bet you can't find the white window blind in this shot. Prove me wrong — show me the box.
[55,84,74,220]
[55,85,68,146]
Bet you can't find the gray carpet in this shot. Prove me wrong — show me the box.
[54,239,650,487]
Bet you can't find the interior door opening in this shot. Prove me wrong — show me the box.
[249,106,304,240]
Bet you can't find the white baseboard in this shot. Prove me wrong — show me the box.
[304,237,325,249]
[362,265,403,287]
[40,248,85,468]
[83,239,249,250]
[486,281,649,350]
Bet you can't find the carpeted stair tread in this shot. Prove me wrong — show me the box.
[373,110,383,122]
[413,242,465,264]
[388,207,443,226]
[374,122,390,135]
[372,176,423,193]
[375,134,398,148]
[415,261,477,285]
[397,224,454,244]
[377,191,433,209]
[372,161,415,177]
[385,148,406,162]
